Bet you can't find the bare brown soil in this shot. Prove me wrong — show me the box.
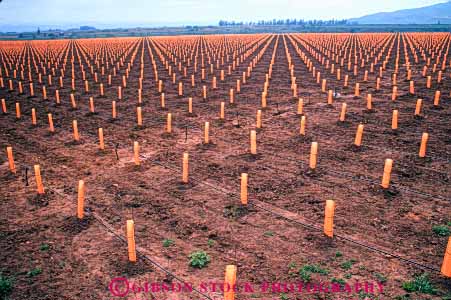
[0,34,450,300]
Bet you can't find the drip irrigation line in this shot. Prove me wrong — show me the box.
[148,157,443,274]
[90,210,215,300]
[250,202,441,273]
[5,99,449,204]
[47,186,217,300]
[182,123,451,202]
[263,149,450,202]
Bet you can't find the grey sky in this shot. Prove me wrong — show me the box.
[0,0,447,28]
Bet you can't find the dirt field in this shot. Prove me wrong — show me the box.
[0,33,450,300]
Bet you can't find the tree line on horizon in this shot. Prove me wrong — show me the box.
[218,19,350,26]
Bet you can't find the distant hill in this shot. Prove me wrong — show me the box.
[350,1,451,24]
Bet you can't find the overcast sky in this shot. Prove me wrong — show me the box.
[0,0,447,28]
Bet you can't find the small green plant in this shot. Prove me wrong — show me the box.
[432,225,450,237]
[341,260,355,270]
[280,293,289,300]
[402,273,437,295]
[298,264,329,283]
[263,231,274,237]
[39,243,50,251]
[162,239,174,248]
[302,264,329,275]
[344,273,352,279]
[288,262,297,269]
[188,251,210,268]
[0,272,13,300]
[207,239,215,247]
[374,272,387,284]
[335,251,343,258]
[331,277,346,286]
[298,268,311,283]
[26,268,42,278]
